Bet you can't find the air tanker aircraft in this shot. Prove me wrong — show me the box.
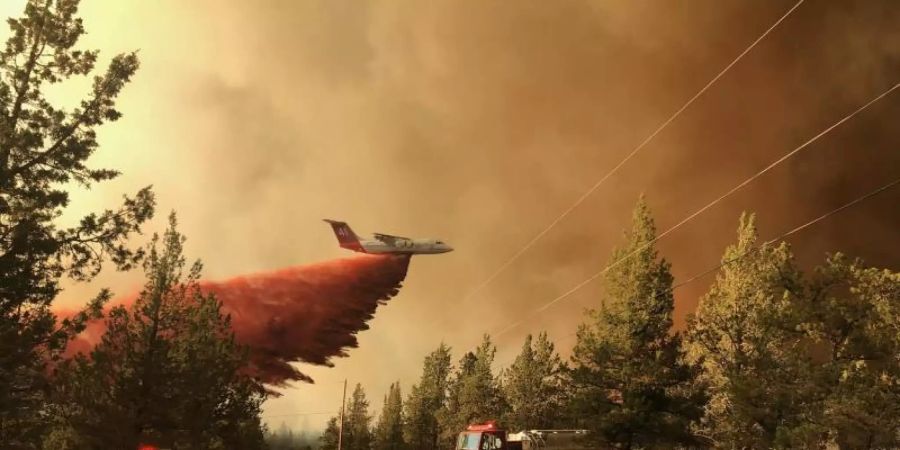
[324,219,453,255]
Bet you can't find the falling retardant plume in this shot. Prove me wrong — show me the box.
[59,254,411,386]
[210,254,410,385]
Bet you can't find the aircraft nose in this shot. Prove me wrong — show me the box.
[444,244,454,253]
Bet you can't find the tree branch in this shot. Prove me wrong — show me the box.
[1,0,52,174]
[10,105,93,178]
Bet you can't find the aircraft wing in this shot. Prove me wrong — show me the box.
[373,232,411,245]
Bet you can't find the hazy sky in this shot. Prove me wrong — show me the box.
[3,0,898,433]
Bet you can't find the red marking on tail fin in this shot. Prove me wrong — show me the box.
[324,219,366,252]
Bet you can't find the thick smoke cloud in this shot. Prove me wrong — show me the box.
[158,0,900,327]
[61,254,410,385]
[40,0,900,428]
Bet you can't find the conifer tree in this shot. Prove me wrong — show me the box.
[404,343,452,450]
[266,423,297,450]
[374,381,406,450]
[502,332,566,430]
[343,383,373,450]
[686,213,814,448]
[439,335,506,449]
[802,254,900,449]
[0,0,154,444]
[45,214,266,449]
[570,197,704,448]
[319,417,340,450]
[439,351,476,448]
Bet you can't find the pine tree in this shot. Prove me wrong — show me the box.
[374,382,406,450]
[570,197,704,449]
[686,213,814,448]
[319,417,340,450]
[802,254,900,449]
[44,214,266,449]
[439,351,476,449]
[502,332,566,430]
[0,0,154,444]
[268,422,318,450]
[265,423,294,450]
[439,335,506,449]
[343,383,373,450]
[404,343,452,450]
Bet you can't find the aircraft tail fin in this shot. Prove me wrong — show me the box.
[324,219,366,252]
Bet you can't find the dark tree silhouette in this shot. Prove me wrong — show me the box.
[45,214,267,449]
[0,0,153,445]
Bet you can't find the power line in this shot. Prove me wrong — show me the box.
[494,82,899,338]
[493,175,900,366]
[455,0,806,308]
[263,379,349,420]
[529,83,897,314]
[671,176,900,291]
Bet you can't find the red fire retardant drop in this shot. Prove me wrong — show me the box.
[60,254,411,386]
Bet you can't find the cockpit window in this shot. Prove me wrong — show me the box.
[436,241,444,244]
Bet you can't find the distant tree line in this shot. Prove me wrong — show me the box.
[266,422,317,450]
[319,199,900,450]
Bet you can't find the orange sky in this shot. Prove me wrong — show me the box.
[4,0,898,434]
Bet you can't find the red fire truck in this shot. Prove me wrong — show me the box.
[455,421,592,450]
[456,421,512,450]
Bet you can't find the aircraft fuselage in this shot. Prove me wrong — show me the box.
[358,239,452,254]
[324,219,453,255]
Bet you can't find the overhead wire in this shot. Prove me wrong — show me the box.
[494,81,899,338]
[455,0,807,308]
[670,177,900,289]
[493,175,900,367]
[262,379,349,420]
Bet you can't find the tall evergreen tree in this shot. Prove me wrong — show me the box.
[439,335,506,449]
[439,351,476,449]
[686,213,814,449]
[265,423,296,450]
[502,332,566,430]
[570,197,704,449]
[343,383,373,450]
[404,343,452,450]
[44,214,266,449]
[0,0,154,444]
[319,417,341,450]
[374,381,406,450]
[802,254,900,449]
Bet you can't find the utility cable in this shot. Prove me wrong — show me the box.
[494,175,900,365]
[494,82,899,338]
[455,0,807,308]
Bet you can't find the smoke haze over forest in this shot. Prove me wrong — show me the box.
[3,0,896,433]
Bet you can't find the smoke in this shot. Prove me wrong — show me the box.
[43,0,900,427]
[60,254,411,386]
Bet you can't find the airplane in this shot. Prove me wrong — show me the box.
[324,219,453,255]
